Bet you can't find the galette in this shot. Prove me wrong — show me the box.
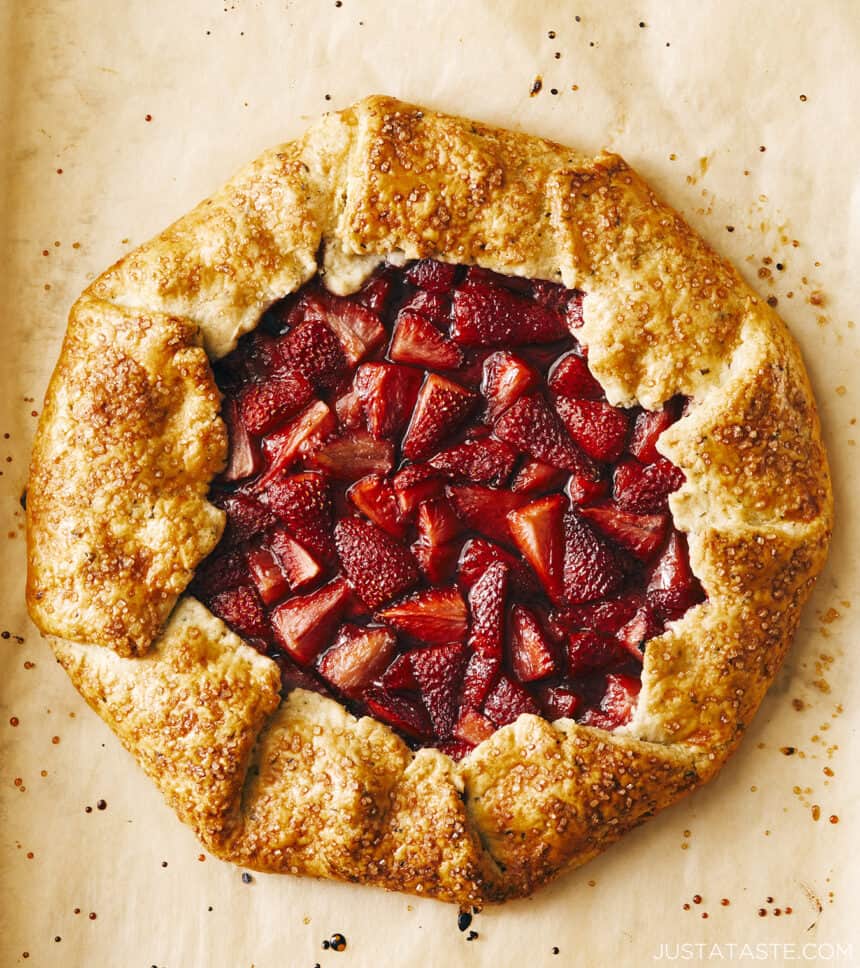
[26,96,832,905]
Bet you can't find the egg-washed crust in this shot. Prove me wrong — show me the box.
[27,96,832,906]
[26,297,227,655]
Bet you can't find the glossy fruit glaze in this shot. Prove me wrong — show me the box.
[192,259,705,757]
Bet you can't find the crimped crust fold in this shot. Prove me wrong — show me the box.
[461,716,701,899]
[220,691,497,904]
[27,298,227,655]
[51,599,281,841]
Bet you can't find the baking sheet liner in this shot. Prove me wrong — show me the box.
[1,1,857,965]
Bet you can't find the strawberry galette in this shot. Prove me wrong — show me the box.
[26,97,832,906]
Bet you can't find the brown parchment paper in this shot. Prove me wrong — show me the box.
[1,1,858,965]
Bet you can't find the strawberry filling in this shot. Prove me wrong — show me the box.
[193,260,705,756]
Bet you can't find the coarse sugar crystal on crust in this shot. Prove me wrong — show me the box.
[26,96,832,905]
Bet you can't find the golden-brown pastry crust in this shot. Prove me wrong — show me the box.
[27,297,227,655]
[51,598,281,840]
[26,95,833,906]
[461,716,702,899]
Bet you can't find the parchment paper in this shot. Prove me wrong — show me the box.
[1,2,858,965]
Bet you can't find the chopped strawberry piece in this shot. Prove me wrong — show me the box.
[363,687,432,739]
[507,494,567,605]
[271,577,351,665]
[257,401,336,486]
[246,547,291,605]
[404,258,459,292]
[411,539,461,585]
[334,383,364,429]
[581,673,641,729]
[548,351,604,400]
[529,278,570,311]
[279,318,349,391]
[310,429,394,479]
[481,351,538,422]
[566,469,610,506]
[646,531,704,620]
[629,404,675,464]
[415,497,463,546]
[317,624,396,698]
[567,630,627,676]
[555,398,630,462]
[210,584,270,641]
[510,605,557,682]
[451,285,568,346]
[237,371,315,437]
[562,510,629,605]
[617,604,662,659]
[511,459,568,495]
[392,463,446,517]
[191,549,246,598]
[268,528,321,590]
[482,674,539,727]
[264,472,335,567]
[219,398,262,483]
[411,498,463,584]
[401,374,477,461]
[436,738,475,760]
[355,362,422,440]
[461,652,501,709]
[460,266,533,295]
[303,292,386,364]
[380,652,418,692]
[613,456,685,514]
[389,310,463,370]
[334,517,419,609]
[410,643,468,737]
[446,483,525,547]
[454,706,496,746]
[549,593,645,637]
[494,394,597,476]
[210,491,276,545]
[466,561,508,658]
[376,586,468,644]
[348,473,405,537]
[579,503,670,561]
[457,538,540,598]
[354,271,394,314]
[534,685,580,720]
[398,290,451,328]
[429,438,517,485]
